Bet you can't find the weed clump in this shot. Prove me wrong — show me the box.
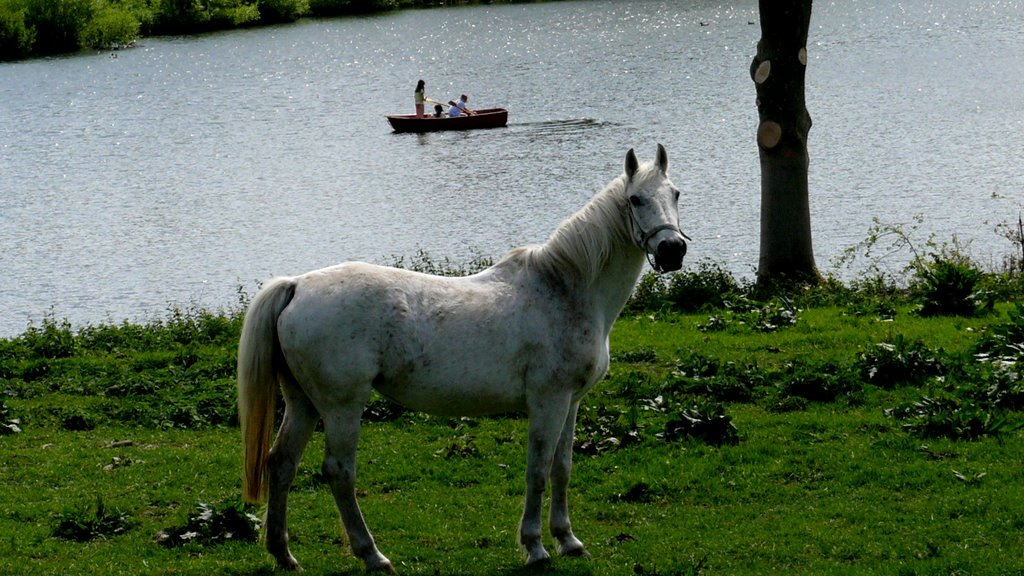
[52,496,132,542]
[0,388,20,434]
[856,335,945,389]
[660,401,739,446]
[156,500,260,547]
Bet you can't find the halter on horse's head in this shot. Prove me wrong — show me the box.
[623,144,689,273]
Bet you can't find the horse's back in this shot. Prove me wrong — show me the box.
[275,261,585,416]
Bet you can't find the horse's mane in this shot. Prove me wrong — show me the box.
[500,172,634,284]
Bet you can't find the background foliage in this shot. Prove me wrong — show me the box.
[0,0,535,60]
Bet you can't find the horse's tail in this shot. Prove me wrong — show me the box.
[238,277,297,504]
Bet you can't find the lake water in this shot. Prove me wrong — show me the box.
[1,0,1022,336]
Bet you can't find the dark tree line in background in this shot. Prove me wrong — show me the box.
[0,0,486,60]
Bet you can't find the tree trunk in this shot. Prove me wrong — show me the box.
[751,0,819,286]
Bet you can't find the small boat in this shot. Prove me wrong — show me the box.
[386,108,508,133]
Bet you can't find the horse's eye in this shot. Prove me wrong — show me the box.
[629,195,642,207]
[673,188,680,201]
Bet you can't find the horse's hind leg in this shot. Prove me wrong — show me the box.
[265,384,320,571]
[550,401,588,558]
[321,407,394,574]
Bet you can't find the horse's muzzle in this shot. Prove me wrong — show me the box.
[653,237,687,272]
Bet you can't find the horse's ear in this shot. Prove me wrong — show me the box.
[625,148,639,179]
[656,143,668,174]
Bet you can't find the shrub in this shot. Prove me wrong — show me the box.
[626,260,744,314]
[0,4,36,60]
[80,6,139,49]
[913,251,985,317]
[23,316,75,359]
[308,0,399,17]
[260,0,309,22]
[664,260,744,312]
[22,0,92,54]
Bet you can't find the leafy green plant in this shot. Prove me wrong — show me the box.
[664,358,760,404]
[23,315,75,359]
[974,303,1024,360]
[737,297,800,332]
[664,260,745,312]
[856,335,944,389]
[885,395,1022,440]
[627,260,746,314]
[387,248,493,277]
[575,404,643,455]
[994,212,1023,276]
[660,401,739,446]
[52,407,97,431]
[436,434,479,459]
[362,393,408,422]
[0,388,21,434]
[913,251,985,317]
[155,500,260,547]
[52,495,132,542]
[774,361,861,404]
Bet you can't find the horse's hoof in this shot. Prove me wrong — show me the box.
[525,549,552,568]
[560,544,590,558]
[365,555,395,574]
[275,557,303,572]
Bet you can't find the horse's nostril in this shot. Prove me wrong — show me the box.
[657,238,685,260]
[655,238,686,272]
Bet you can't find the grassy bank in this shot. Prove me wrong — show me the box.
[2,251,1023,574]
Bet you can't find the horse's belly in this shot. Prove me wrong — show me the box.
[374,379,526,417]
[373,359,526,417]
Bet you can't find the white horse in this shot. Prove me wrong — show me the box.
[238,144,688,573]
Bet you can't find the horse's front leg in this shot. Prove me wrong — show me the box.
[519,393,573,566]
[549,401,588,558]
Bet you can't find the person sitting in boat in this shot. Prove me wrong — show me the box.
[433,104,444,118]
[448,94,474,117]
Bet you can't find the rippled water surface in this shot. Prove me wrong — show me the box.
[1,0,1022,335]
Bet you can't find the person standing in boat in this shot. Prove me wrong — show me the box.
[448,94,474,117]
[414,80,426,117]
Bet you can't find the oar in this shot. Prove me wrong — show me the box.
[447,100,476,116]
[423,97,454,117]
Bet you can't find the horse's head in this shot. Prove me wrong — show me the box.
[623,144,688,273]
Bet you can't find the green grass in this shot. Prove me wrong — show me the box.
[2,296,1024,575]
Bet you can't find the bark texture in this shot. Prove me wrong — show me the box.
[751,0,819,285]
